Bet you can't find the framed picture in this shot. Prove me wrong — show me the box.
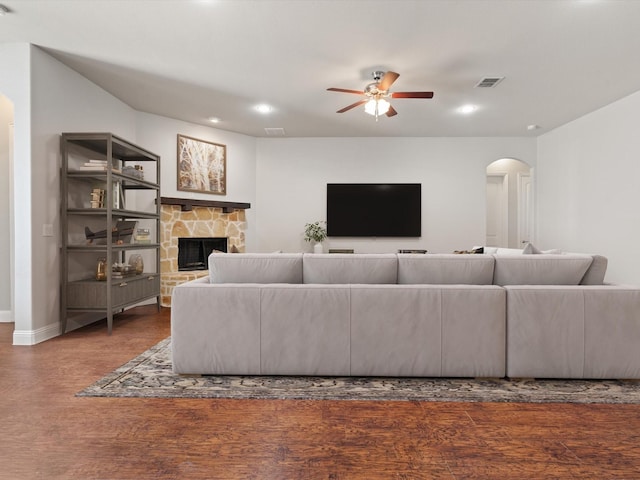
[177,134,226,195]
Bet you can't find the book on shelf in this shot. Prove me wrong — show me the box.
[77,165,121,173]
[111,272,136,279]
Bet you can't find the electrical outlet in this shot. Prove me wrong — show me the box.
[42,224,53,237]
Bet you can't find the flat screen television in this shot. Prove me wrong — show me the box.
[326,183,421,237]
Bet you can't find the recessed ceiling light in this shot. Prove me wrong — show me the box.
[254,104,273,114]
[527,124,541,131]
[458,104,477,114]
[208,117,221,124]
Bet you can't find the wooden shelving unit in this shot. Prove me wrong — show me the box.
[60,133,161,334]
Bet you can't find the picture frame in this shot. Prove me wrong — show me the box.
[177,134,226,195]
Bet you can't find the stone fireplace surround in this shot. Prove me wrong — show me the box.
[160,197,248,306]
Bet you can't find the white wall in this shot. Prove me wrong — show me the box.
[0,43,33,337]
[135,112,258,251]
[537,90,640,284]
[0,95,13,319]
[256,137,537,254]
[1,43,135,338]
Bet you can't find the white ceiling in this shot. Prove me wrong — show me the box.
[2,0,640,138]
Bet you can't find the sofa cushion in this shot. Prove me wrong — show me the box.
[505,286,586,378]
[260,285,351,375]
[208,253,303,284]
[302,253,398,284]
[349,284,505,377]
[397,254,495,284]
[493,254,593,285]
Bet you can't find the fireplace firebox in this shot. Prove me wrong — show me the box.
[178,237,228,271]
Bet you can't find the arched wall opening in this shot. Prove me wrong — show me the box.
[485,158,533,249]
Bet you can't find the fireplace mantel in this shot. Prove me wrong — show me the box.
[160,196,251,213]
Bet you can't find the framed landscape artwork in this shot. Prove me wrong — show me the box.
[177,134,227,195]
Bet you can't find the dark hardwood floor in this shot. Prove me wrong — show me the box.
[1,306,640,479]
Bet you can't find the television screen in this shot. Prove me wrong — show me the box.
[326,183,421,237]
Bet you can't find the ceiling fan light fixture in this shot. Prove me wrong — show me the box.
[365,98,390,117]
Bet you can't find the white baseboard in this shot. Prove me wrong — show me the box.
[13,313,100,345]
[11,306,152,345]
[0,310,13,323]
[13,322,61,345]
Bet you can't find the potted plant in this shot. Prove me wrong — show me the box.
[304,221,327,253]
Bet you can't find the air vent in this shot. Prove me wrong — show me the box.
[475,77,505,88]
[264,127,286,136]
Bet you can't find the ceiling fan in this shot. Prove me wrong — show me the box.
[327,71,434,120]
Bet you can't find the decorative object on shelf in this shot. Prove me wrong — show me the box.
[95,258,107,281]
[122,165,144,180]
[112,180,122,209]
[129,254,144,275]
[90,188,105,208]
[398,249,428,254]
[134,228,151,244]
[79,159,121,173]
[303,220,327,254]
[84,220,137,245]
[177,134,226,195]
[111,262,136,279]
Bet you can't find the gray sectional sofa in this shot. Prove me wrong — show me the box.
[171,251,640,379]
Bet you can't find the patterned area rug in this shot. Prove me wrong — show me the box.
[77,338,640,403]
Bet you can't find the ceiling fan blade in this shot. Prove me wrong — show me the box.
[327,88,364,95]
[336,100,367,113]
[377,71,400,91]
[386,105,398,117]
[391,91,434,99]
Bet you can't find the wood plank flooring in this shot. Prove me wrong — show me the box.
[1,306,640,479]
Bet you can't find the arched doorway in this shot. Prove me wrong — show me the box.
[486,158,533,249]
[0,93,14,327]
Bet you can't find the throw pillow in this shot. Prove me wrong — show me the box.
[522,242,543,254]
[453,247,484,254]
[522,242,563,254]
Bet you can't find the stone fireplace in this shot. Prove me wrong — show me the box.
[160,198,248,306]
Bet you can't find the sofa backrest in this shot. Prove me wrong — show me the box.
[397,254,495,284]
[206,252,607,286]
[208,253,303,284]
[302,253,398,284]
[492,254,593,286]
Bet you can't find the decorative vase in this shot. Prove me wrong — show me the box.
[129,254,144,274]
[95,258,107,281]
[313,242,323,254]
